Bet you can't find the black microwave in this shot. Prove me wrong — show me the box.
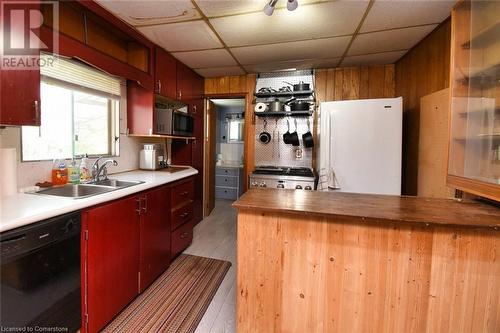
[154,103,194,137]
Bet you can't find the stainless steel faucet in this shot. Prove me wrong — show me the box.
[92,157,118,182]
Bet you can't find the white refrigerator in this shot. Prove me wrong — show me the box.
[317,98,403,195]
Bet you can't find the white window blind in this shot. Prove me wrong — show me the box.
[40,53,122,98]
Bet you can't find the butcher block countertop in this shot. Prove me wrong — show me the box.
[233,188,500,229]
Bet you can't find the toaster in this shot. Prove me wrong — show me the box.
[139,144,166,170]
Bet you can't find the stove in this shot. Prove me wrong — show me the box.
[250,166,316,190]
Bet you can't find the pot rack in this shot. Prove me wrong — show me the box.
[253,69,316,118]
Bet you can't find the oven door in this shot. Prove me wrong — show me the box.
[172,111,194,136]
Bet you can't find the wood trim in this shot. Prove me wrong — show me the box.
[447,174,500,202]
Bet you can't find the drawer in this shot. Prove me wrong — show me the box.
[215,167,238,177]
[171,220,193,258]
[215,186,238,200]
[215,175,238,187]
[171,179,194,208]
[171,201,193,231]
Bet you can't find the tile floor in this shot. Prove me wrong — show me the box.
[184,199,237,333]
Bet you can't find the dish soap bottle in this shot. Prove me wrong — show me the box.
[80,155,92,183]
[68,159,80,184]
[51,159,68,185]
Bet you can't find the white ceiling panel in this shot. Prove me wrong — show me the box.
[138,20,222,52]
[348,25,437,56]
[231,36,350,65]
[172,49,237,68]
[196,0,323,18]
[210,1,369,47]
[360,0,454,33]
[96,0,200,25]
[340,50,407,67]
[196,0,264,17]
[195,66,245,77]
[243,57,341,73]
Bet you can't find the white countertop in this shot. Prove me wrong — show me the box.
[0,167,198,233]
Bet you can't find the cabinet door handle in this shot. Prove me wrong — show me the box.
[157,80,162,94]
[179,90,182,100]
[180,232,189,239]
[135,198,141,215]
[33,100,39,123]
[192,105,197,114]
[142,196,147,213]
[180,191,189,196]
[180,212,189,218]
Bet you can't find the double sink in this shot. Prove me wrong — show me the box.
[35,179,144,199]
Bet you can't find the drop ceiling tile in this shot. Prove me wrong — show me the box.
[197,0,323,17]
[172,49,237,68]
[243,57,341,73]
[231,36,350,65]
[360,1,454,33]
[210,1,369,47]
[195,66,245,78]
[348,25,437,56]
[138,21,222,52]
[340,50,407,67]
[96,0,200,25]
[196,0,263,17]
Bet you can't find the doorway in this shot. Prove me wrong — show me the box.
[204,98,246,217]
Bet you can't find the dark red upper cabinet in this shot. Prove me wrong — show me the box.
[0,1,41,126]
[176,61,194,102]
[0,66,41,126]
[139,185,171,292]
[127,80,154,135]
[154,47,177,99]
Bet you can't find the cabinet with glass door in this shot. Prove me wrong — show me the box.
[448,0,500,201]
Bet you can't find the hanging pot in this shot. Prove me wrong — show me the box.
[283,118,292,144]
[289,118,300,146]
[302,118,314,148]
[284,81,310,92]
[259,119,272,144]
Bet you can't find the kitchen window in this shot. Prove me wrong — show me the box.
[21,54,123,161]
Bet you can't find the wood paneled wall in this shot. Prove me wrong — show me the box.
[314,65,395,103]
[396,19,452,196]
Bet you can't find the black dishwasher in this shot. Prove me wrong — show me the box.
[0,211,81,332]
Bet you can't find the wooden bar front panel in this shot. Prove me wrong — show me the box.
[237,210,500,333]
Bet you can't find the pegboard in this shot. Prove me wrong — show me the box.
[254,116,314,168]
[256,70,315,91]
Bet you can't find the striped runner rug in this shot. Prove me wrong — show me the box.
[102,254,232,333]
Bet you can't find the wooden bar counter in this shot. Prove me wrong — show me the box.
[233,189,500,333]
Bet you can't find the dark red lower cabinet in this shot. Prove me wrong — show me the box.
[82,196,140,333]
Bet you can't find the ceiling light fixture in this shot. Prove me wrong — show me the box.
[263,0,298,16]
[287,0,298,11]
